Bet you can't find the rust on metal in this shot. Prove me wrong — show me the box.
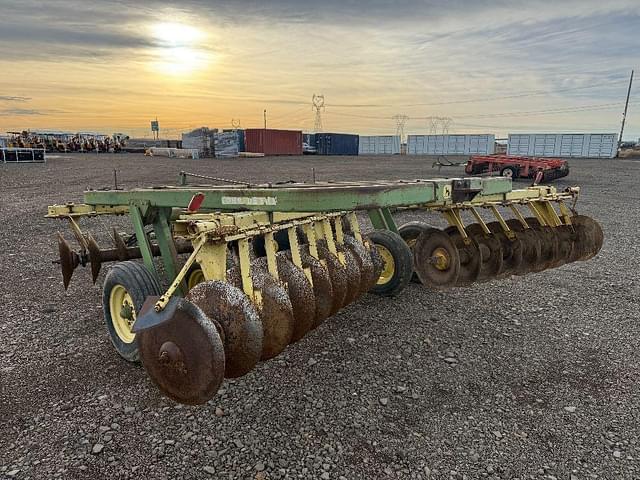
[227,259,294,360]
[316,242,348,314]
[275,253,316,343]
[137,298,225,405]
[187,280,263,378]
[413,228,460,289]
[290,248,333,329]
[465,223,503,281]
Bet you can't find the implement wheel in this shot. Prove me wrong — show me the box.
[367,230,413,297]
[103,261,162,362]
[186,265,205,291]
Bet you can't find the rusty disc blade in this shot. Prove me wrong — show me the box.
[413,227,460,289]
[465,224,503,282]
[573,215,603,260]
[568,215,596,261]
[524,217,558,271]
[291,247,333,329]
[186,280,263,378]
[57,233,79,290]
[138,298,225,405]
[550,225,573,267]
[336,244,362,306]
[275,253,316,343]
[505,219,542,275]
[343,235,375,297]
[486,222,523,277]
[443,226,481,286]
[227,259,294,360]
[316,242,348,315]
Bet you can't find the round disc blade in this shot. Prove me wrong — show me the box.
[413,228,460,289]
[187,280,263,378]
[443,226,481,286]
[568,215,595,261]
[227,259,294,360]
[573,215,603,259]
[343,235,375,297]
[316,242,348,315]
[505,219,542,275]
[524,217,558,271]
[292,247,333,329]
[138,298,225,405]
[336,245,362,307]
[466,224,503,282]
[486,221,523,277]
[550,225,573,267]
[276,253,316,343]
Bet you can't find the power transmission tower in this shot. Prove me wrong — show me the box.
[231,119,241,129]
[427,116,438,134]
[426,116,453,134]
[440,117,453,134]
[392,114,409,142]
[312,94,325,132]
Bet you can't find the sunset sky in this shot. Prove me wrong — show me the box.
[0,0,638,139]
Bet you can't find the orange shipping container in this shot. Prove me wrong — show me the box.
[244,129,303,156]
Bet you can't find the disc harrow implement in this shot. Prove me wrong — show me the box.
[47,175,602,405]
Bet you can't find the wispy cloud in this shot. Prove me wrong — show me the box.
[0,96,30,102]
[0,108,44,116]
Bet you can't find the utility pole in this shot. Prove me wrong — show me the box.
[618,69,634,153]
[263,110,267,129]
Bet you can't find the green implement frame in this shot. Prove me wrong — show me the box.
[48,176,578,295]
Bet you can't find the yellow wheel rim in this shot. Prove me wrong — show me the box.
[187,268,205,290]
[376,245,395,285]
[109,284,136,344]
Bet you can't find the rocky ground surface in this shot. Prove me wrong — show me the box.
[0,153,639,479]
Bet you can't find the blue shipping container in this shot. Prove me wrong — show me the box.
[315,133,359,155]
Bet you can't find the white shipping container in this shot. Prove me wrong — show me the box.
[358,135,401,155]
[507,133,617,158]
[407,134,495,155]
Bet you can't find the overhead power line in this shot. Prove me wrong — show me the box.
[324,79,629,109]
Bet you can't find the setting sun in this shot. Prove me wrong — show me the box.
[149,22,209,75]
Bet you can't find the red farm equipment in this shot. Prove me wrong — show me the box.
[465,155,570,182]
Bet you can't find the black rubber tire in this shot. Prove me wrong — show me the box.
[102,261,162,362]
[399,221,433,283]
[500,166,518,179]
[367,230,413,297]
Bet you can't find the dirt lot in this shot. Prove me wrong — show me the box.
[1,153,639,480]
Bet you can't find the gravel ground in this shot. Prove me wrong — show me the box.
[1,153,639,480]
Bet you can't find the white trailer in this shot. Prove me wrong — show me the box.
[358,135,401,155]
[507,133,617,158]
[407,134,495,155]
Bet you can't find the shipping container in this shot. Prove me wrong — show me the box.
[315,133,359,155]
[507,133,617,158]
[216,130,241,157]
[244,129,303,156]
[182,127,216,157]
[303,133,317,154]
[407,134,495,155]
[358,135,401,155]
